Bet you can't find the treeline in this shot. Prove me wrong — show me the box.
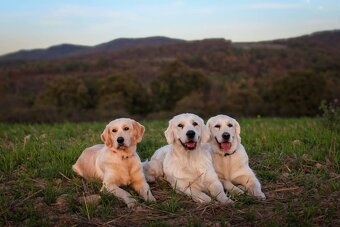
[1,31,340,122]
[1,61,338,122]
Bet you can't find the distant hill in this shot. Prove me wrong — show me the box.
[0,29,339,122]
[233,29,340,49]
[273,29,340,45]
[0,44,91,61]
[0,36,185,62]
[1,30,340,62]
[0,30,339,65]
[93,36,185,52]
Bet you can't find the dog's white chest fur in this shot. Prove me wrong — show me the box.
[211,144,249,180]
[164,146,213,189]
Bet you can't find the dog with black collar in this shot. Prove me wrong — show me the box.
[144,113,233,204]
[206,115,266,199]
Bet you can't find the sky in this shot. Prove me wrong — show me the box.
[0,0,340,55]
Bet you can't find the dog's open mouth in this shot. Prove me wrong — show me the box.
[220,142,231,151]
[117,145,127,150]
[180,139,197,150]
[185,141,197,150]
[215,137,231,151]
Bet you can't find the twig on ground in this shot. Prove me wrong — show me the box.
[139,203,177,216]
[103,215,127,226]
[83,192,91,221]
[59,171,71,181]
[273,187,300,192]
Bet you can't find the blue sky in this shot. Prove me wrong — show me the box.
[0,0,339,55]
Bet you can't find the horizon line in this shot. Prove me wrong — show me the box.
[1,28,339,57]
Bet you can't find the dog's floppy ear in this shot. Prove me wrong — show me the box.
[201,124,211,143]
[132,120,145,143]
[205,117,214,142]
[199,117,210,143]
[164,119,175,144]
[101,125,113,148]
[234,120,241,143]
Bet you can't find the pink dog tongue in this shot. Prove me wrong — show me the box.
[186,142,196,148]
[221,142,231,151]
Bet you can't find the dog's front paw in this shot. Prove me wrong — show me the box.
[145,175,156,183]
[230,186,244,195]
[126,199,138,208]
[220,196,234,205]
[252,190,266,200]
[195,194,212,203]
[257,192,266,200]
[147,193,156,202]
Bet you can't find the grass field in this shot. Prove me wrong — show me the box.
[0,118,339,226]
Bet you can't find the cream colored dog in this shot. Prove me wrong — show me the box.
[72,118,156,208]
[144,113,233,204]
[206,115,265,199]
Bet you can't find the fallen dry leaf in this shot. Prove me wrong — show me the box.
[78,194,101,206]
[292,139,301,145]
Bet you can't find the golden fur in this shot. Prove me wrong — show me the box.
[72,118,155,208]
[144,113,233,204]
[206,115,265,199]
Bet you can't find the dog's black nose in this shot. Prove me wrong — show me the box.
[222,132,230,141]
[186,130,195,139]
[117,137,124,144]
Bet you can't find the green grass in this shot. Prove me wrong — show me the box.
[0,118,339,226]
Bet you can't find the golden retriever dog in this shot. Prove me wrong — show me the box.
[206,115,265,199]
[144,113,233,204]
[72,118,156,208]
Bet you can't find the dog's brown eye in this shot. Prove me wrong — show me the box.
[215,125,221,129]
[192,122,198,126]
[112,129,117,133]
[178,124,184,128]
[228,124,233,127]
[123,127,129,131]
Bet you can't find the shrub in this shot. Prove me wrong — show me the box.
[319,99,340,130]
[265,71,329,116]
[35,75,90,110]
[150,61,207,112]
[98,75,150,116]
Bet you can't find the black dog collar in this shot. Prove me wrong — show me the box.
[224,149,237,157]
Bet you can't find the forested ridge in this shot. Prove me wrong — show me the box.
[0,30,339,122]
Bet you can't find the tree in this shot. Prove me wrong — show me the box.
[150,61,207,112]
[98,75,150,116]
[265,71,329,116]
[35,75,90,109]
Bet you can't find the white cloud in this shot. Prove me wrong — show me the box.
[248,3,301,9]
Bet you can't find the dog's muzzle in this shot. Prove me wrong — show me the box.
[179,139,197,150]
[186,130,195,139]
[117,137,127,149]
[222,132,230,141]
[215,137,232,151]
